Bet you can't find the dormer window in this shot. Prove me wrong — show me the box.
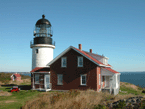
[61,57,67,67]
[78,56,83,67]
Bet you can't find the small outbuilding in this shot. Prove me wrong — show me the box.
[10,73,22,81]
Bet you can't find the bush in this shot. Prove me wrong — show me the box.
[68,89,80,97]
[140,100,145,108]
[142,90,145,93]
[50,93,61,104]
[113,101,126,108]
[93,104,106,109]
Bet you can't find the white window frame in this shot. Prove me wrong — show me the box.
[61,57,67,67]
[80,74,87,85]
[35,74,39,84]
[57,74,63,85]
[78,56,83,67]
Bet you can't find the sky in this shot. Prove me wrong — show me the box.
[0,0,145,72]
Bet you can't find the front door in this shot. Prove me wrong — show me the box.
[45,75,50,89]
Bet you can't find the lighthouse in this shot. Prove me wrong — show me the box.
[30,15,55,70]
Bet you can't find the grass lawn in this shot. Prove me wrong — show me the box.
[119,82,145,96]
[0,81,145,109]
[0,85,42,109]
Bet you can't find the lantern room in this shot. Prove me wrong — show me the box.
[32,14,54,45]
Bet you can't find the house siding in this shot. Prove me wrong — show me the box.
[11,75,21,81]
[96,67,101,91]
[50,49,99,91]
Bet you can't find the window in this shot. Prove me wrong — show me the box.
[103,76,105,82]
[101,76,105,82]
[36,49,38,54]
[61,57,67,67]
[78,57,83,67]
[80,74,87,85]
[35,74,39,84]
[57,74,63,85]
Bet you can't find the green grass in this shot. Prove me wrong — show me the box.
[0,86,42,109]
[0,72,30,84]
[119,83,145,95]
[0,73,38,109]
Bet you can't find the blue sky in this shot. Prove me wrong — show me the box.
[0,0,145,72]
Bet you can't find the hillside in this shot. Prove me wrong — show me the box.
[22,82,145,109]
[0,72,31,85]
[0,73,145,108]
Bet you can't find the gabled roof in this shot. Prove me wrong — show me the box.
[84,51,109,59]
[48,46,111,67]
[30,67,50,72]
[11,73,21,78]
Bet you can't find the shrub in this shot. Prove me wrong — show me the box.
[50,93,61,104]
[0,73,11,84]
[140,100,145,108]
[142,90,145,93]
[68,89,80,98]
[113,101,126,108]
[93,104,106,109]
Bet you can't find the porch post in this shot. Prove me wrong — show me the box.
[33,73,35,89]
[109,76,113,94]
[44,74,46,90]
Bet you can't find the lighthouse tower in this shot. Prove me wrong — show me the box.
[30,15,55,70]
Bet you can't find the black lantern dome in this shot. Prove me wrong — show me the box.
[36,15,51,27]
[32,15,54,45]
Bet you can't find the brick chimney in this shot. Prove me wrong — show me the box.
[90,49,92,53]
[79,44,82,51]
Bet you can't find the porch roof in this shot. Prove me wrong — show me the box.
[30,67,50,72]
[103,67,119,74]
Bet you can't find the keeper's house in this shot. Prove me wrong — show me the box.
[48,44,121,95]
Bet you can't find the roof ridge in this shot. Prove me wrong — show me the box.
[84,51,103,57]
[73,47,111,67]
[73,47,104,65]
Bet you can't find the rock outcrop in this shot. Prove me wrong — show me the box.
[107,96,145,108]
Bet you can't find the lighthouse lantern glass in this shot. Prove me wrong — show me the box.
[35,24,51,37]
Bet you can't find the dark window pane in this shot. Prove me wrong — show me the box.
[82,80,86,84]
[36,49,38,53]
[82,76,86,84]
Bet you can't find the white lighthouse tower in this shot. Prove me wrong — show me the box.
[30,15,55,70]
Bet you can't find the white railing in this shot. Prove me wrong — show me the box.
[45,83,52,89]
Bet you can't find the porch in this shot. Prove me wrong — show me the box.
[101,76,113,94]
[31,72,52,92]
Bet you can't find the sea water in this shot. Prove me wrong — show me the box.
[120,72,145,88]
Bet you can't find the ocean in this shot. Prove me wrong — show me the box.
[120,72,145,88]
